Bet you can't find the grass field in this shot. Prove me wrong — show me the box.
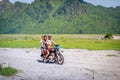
[0,34,120,50]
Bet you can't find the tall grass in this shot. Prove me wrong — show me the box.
[0,34,120,50]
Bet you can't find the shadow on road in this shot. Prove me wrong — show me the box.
[37,59,55,64]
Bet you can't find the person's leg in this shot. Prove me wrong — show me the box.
[44,50,50,62]
[46,50,50,59]
[41,49,44,57]
[43,50,46,57]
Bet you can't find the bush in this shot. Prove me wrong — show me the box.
[104,33,113,39]
[106,54,118,57]
[0,64,2,70]
[0,64,18,76]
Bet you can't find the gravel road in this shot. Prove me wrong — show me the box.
[0,48,120,80]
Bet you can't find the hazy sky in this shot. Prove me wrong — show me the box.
[9,0,34,4]
[9,0,120,8]
[84,0,120,8]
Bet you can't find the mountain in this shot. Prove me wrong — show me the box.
[0,0,120,34]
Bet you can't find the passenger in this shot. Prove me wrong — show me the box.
[40,36,43,57]
[41,35,48,59]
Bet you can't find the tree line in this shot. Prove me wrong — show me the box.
[0,0,120,34]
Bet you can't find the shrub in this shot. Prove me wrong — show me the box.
[0,64,18,76]
[106,54,118,57]
[0,64,2,70]
[104,33,113,39]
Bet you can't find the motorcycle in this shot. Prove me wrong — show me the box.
[41,45,64,65]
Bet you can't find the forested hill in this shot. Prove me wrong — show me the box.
[0,0,120,34]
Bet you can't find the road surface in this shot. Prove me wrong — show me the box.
[0,48,120,80]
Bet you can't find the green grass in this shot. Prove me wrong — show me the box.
[0,34,120,50]
[56,39,120,50]
[0,40,39,48]
[0,64,18,76]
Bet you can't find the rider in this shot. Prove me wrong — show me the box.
[44,34,56,62]
[47,34,56,50]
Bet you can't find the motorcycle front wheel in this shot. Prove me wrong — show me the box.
[57,53,64,65]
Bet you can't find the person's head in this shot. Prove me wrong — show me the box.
[48,34,52,40]
[43,35,47,41]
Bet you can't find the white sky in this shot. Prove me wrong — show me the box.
[8,0,120,8]
[84,0,120,8]
[9,0,34,4]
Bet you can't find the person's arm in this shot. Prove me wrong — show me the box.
[41,41,45,48]
[52,40,56,46]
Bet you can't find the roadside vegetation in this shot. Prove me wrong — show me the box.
[0,64,18,76]
[104,33,113,39]
[0,34,120,50]
[106,54,118,57]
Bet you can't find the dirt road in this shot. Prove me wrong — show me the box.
[0,48,120,80]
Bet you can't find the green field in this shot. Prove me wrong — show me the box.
[0,34,120,50]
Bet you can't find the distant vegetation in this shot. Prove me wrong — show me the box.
[0,0,120,34]
[0,34,120,50]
